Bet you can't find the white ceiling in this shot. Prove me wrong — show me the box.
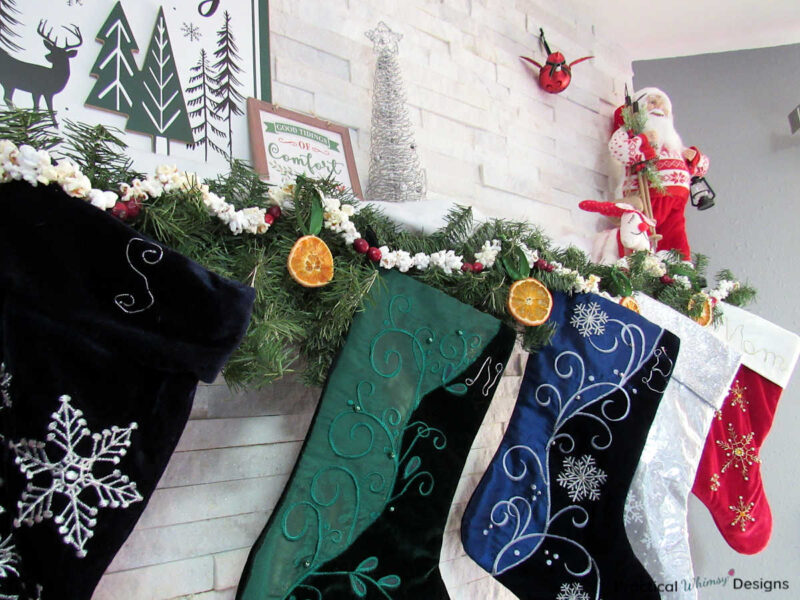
[586,0,800,60]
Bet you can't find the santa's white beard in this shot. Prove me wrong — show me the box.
[646,113,683,153]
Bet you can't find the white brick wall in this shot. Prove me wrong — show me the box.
[93,1,633,598]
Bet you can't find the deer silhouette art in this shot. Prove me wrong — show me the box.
[0,20,82,125]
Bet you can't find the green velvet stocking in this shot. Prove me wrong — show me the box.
[237,271,503,600]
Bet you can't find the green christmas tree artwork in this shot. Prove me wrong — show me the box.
[85,1,139,115]
[126,7,193,153]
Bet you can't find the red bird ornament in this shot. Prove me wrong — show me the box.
[520,28,593,94]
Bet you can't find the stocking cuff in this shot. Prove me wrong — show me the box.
[713,303,800,389]
[637,294,741,409]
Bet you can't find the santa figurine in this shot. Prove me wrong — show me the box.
[609,87,709,260]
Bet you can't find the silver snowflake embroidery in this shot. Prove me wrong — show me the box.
[181,22,202,42]
[10,395,142,557]
[556,582,590,600]
[0,363,11,409]
[556,454,607,502]
[0,533,19,579]
[570,302,609,337]
[623,495,644,525]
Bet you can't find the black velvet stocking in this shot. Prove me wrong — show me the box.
[0,182,254,600]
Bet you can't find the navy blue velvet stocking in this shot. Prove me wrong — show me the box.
[461,292,675,600]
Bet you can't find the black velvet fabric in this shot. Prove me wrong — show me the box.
[0,181,254,599]
[295,325,517,599]
[497,331,680,600]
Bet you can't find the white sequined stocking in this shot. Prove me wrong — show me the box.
[625,295,741,599]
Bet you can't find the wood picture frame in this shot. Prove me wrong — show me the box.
[247,98,363,198]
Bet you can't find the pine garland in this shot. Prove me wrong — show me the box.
[0,109,757,388]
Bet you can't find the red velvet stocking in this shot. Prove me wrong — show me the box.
[691,365,782,554]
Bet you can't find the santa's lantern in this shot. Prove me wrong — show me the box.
[690,176,716,210]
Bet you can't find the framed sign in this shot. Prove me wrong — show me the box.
[247,98,363,198]
[0,0,270,177]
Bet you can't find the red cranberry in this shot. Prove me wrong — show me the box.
[264,213,275,225]
[353,238,370,254]
[367,247,382,263]
[111,201,129,220]
[472,262,484,273]
[268,205,282,219]
[461,263,473,272]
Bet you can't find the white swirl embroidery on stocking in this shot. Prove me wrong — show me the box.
[641,346,674,393]
[465,356,505,397]
[114,238,164,314]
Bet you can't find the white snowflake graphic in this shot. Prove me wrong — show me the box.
[569,302,609,337]
[623,495,644,525]
[181,22,202,42]
[10,395,142,557]
[556,454,607,502]
[556,582,590,600]
[0,363,11,409]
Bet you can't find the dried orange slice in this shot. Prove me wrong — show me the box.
[287,235,334,287]
[507,277,553,326]
[619,296,640,314]
[689,296,713,327]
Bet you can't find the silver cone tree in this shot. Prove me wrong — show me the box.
[365,22,426,203]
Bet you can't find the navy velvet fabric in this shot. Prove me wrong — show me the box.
[0,182,254,599]
[461,292,667,596]
[497,331,679,599]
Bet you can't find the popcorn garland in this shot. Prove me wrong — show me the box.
[316,186,604,292]
[0,139,744,304]
[0,140,270,236]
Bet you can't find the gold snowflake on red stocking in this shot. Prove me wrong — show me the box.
[728,381,748,412]
[729,496,756,532]
[716,423,761,481]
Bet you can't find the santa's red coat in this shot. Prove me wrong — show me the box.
[609,127,708,260]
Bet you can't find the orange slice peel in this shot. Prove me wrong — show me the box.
[689,295,713,327]
[287,235,334,288]
[619,296,640,314]
[507,277,553,326]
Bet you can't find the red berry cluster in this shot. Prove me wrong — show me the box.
[534,258,555,273]
[111,197,143,221]
[660,274,674,285]
[460,262,484,273]
[353,238,382,262]
[264,205,282,225]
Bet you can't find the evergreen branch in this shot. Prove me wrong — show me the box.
[0,109,61,150]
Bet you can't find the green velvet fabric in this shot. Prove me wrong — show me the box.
[237,270,501,600]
